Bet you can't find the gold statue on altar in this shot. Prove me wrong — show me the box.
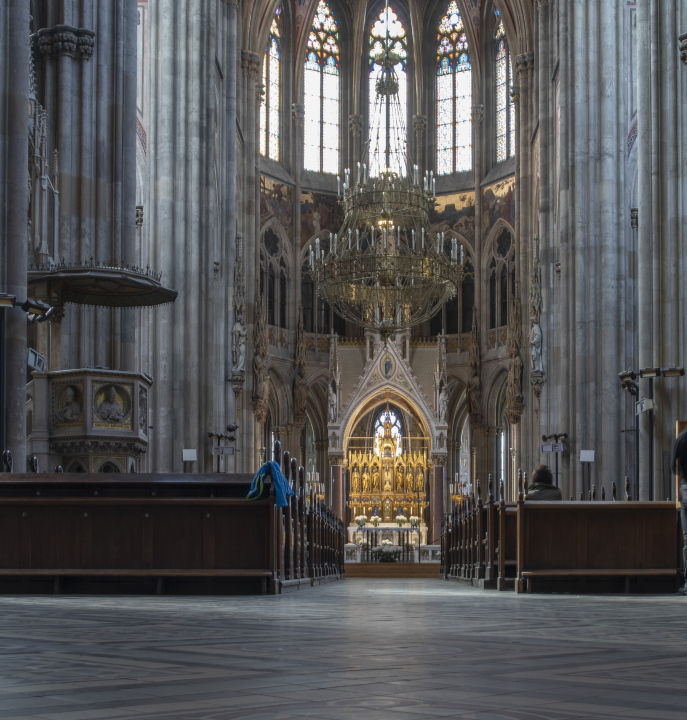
[346,406,428,522]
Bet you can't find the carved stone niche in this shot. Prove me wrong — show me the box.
[32,369,153,473]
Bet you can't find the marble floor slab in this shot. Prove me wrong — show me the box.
[0,580,685,719]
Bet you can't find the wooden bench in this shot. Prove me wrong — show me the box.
[516,499,681,593]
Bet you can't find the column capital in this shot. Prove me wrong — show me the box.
[412,114,427,135]
[680,33,687,66]
[33,26,95,61]
[516,53,534,79]
[536,0,554,9]
[241,50,260,79]
[431,455,447,467]
[292,103,305,127]
[348,114,364,136]
[471,104,484,124]
[328,454,345,466]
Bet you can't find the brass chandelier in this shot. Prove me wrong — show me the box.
[310,4,462,341]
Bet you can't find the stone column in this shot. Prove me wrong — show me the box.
[412,115,427,178]
[430,457,445,545]
[1,0,30,467]
[330,457,346,523]
[472,104,484,340]
[292,103,304,335]
[349,114,363,168]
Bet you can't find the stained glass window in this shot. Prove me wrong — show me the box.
[436,2,472,175]
[374,409,403,455]
[369,5,407,177]
[260,12,281,161]
[304,1,340,173]
[495,10,514,163]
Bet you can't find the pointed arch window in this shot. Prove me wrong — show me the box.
[304,1,340,173]
[260,11,281,161]
[436,2,472,175]
[368,5,408,177]
[495,10,515,163]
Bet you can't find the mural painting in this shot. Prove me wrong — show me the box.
[260,175,294,236]
[300,190,343,247]
[482,177,515,237]
[429,191,476,245]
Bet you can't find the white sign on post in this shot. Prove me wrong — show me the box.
[540,443,554,453]
[580,450,595,463]
[182,449,197,463]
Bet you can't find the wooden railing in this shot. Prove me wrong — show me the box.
[442,474,683,594]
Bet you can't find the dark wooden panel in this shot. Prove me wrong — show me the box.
[525,511,579,570]
[27,506,86,569]
[586,511,637,569]
[214,506,270,569]
[0,508,23,568]
[90,507,145,569]
[150,507,205,569]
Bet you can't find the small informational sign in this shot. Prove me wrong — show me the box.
[580,450,595,463]
[182,449,197,463]
[542,442,566,453]
[541,443,554,453]
[212,446,234,456]
[636,398,654,415]
[552,442,566,453]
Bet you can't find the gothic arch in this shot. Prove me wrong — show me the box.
[482,361,510,427]
[265,360,291,427]
[482,216,515,265]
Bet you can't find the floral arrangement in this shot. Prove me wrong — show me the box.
[355,515,367,527]
[369,516,381,526]
[382,539,393,546]
[395,515,407,526]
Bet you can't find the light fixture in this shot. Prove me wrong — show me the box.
[0,294,16,309]
[618,369,637,382]
[661,366,685,378]
[639,367,661,378]
[310,3,461,340]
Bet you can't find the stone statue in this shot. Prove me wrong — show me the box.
[98,386,124,422]
[438,385,449,424]
[383,464,392,492]
[406,467,414,492]
[328,383,337,423]
[467,372,481,417]
[294,374,307,417]
[57,386,81,423]
[253,354,266,401]
[139,387,148,431]
[529,317,543,372]
[396,465,404,492]
[352,468,361,492]
[232,314,247,373]
[362,469,370,493]
[372,467,380,490]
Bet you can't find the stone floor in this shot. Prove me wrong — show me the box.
[0,579,685,720]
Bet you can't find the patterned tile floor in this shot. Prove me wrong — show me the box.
[0,579,685,719]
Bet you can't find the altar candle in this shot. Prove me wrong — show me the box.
[337,175,340,197]
[383,227,387,249]
[356,228,360,250]
[412,229,416,249]
[348,228,352,249]
[334,233,338,254]
[460,244,464,265]
[422,227,425,249]
[357,161,361,183]
[372,226,375,246]
[316,238,320,259]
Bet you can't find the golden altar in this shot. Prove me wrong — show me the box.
[347,410,428,521]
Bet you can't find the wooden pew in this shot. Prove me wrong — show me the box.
[515,497,681,594]
[0,440,346,595]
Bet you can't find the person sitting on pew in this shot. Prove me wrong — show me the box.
[671,430,687,596]
[526,465,562,501]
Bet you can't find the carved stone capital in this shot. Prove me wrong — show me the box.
[516,53,535,79]
[34,26,95,61]
[471,105,484,124]
[412,114,427,136]
[348,114,364,136]
[241,50,260,79]
[255,82,265,105]
[536,0,554,8]
[530,370,546,399]
[328,454,345,466]
[681,33,687,66]
[292,103,305,127]
[230,373,245,398]
[431,455,447,467]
